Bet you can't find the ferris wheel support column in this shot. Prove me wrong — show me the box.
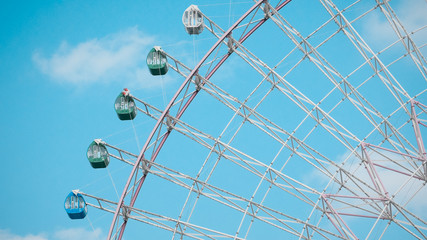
[410,100,427,178]
[107,1,294,239]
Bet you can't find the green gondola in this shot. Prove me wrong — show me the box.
[114,89,137,120]
[87,140,109,168]
[147,47,168,76]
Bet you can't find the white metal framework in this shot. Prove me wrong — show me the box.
[71,0,427,239]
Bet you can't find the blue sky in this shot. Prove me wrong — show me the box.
[1,0,426,239]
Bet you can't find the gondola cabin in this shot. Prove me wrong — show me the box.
[64,191,87,219]
[147,47,168,76]
[114,88,137,120]
[87,140,109,168]
[182,5,204,35]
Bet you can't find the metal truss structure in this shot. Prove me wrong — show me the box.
[70,0,427,239]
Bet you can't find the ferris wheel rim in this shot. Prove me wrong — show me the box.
[80,0,427,239]
[107,1,294,239]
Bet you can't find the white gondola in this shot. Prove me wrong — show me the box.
[182,5,204,35]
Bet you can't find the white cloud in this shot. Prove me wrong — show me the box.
[0,228,104,240]
[363,0,427,51]
[33,27,168,88]
[53,228,104,240]
[312,149,427,218]
[0,229,47,240]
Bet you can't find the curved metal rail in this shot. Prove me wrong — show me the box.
[107,0,293,239]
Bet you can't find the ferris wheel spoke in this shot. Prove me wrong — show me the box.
[146,159,335,239]
[133,55,424,238]
[389,206,427,240]
[366,197,427,240]
[319,0,413,110]
[200,11,226,39]
[270,2,420,141]
[121,41,348,238]
[266,3,418,154]
[376,0,427,80]
[391,202,427,239]
[201,72,357,159]
[216,35,364,152]
[199,80,392,200]
[176,85,386,238]
[163,50,193,73]
[362,94,426,158]
[164,7,384,229]
[320,158,426,239]
[66,1,427,239]
[324,160,427,239]
[159,126,346,237]
[133,87,339,197]
[349,30,427,92]
[97,120,341,237]
[83,142,345,239]
[392,201,427,231]
[365,143,425,180]
[81,192,248,240]
[234,5,427,217]
[168,119,324,204]
[201,79,366,183]
[270,16,424,163]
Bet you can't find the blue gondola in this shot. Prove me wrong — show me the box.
[64,191,88,219]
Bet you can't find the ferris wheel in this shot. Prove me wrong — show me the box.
[64,0,427,239]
